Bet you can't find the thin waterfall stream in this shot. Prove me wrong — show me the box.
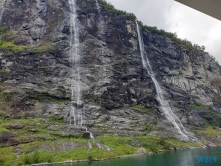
[135,21,187,138]
[95,0,101,15]
[68,0,94,149]
[95,0,104,36]
[68,0,111,151]
[136,21,205,146]
[0,0,7,23]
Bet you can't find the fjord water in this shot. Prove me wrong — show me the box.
[53,147,221,166]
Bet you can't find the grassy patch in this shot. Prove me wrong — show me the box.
[28,90,70,104]
[0,40,27,52]
[0,69,8,73]
[97,135,138,156]
[166,138,201,148]
[0,125,9,133]
[0,84,14,112]
[0,38,57,56]
[212,78,221,89]
[48,116,63,124]
[205,126,218,136]
[0,147,16,166]
[186,102,208,110]
[0,27,7,35]
[194,126,221,144]
[16,150,54,166]
[133,104,151,111]
[32,42,56,53]
[195,126,220,135]
[0,134,203,166]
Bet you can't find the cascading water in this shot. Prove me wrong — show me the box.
[136,22,205,147]
[0,0,7,24]
[136,21,188,138]
[68,0,112,151]
[95,0,101,15]
[68,0,94,147]
[69,0,82,126]
[94,0,108,84]
[95,0,104,36]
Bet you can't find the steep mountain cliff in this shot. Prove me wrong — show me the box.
[0,0,221,165]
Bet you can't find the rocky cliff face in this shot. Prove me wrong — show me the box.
[0,0,221,148]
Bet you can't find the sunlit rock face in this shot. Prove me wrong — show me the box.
[0,0,221,145]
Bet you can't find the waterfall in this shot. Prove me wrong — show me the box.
[95,0,104,35]
[69,0,82,126]
[136,21,188,138]
[94,0,108,84]
[68,0,112,151]
[68,0,94,141]
[0,0,6,24]
[95,0,101,15]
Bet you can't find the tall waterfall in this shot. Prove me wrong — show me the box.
[136,22,189,138]
[68,0,94,146]
[69,0,82,126]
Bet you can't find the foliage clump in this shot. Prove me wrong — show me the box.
[0,40,27,52]
[32,42,56,53]
[100,0,137,21]
[0,27,7,35]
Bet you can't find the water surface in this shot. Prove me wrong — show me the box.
[53,147,221,166]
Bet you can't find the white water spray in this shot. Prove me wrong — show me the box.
[136,21,188,138]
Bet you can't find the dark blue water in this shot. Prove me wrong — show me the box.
[53,147,221,166]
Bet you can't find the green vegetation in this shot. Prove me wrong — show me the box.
[196,125,219,136]
[25,89,70,104]
[0,118,203,166]
[136,20,205,51]
[98,136,138,155]
[212,78,221,89]
[0,27,7,35]
[100,0,136,21]
[0,27,56,55]
[0,40,27,52]
[186,102,208,110]
[133,104,151,111]
[48,116,63,124]
[0,84,14,112]
[32,42,56,53]
[96,0,206,52]
[0,69,8,73]
[0,147,17,166]
[195,125,221,145]
[0,40,57,55]
[205,126,218,136]
[0,27,27,54]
